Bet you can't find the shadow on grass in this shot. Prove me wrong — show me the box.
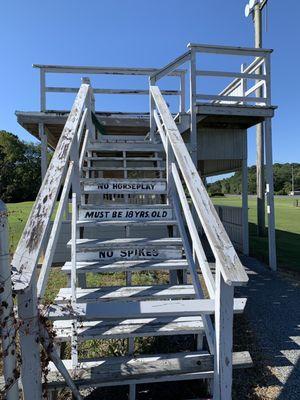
[249,223,300,273]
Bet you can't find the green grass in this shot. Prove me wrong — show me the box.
[6,196,300,271]
[212,195,300,271]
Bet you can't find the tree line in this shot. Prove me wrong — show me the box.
[207,163,300,195]
[0,130,51,202]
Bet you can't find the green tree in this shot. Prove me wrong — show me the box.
[0,131,43,202]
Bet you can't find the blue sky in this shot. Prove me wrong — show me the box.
[0,0,299,165]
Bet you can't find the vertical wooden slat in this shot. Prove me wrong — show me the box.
[17,275,42,399]
[40,68,46,111]
[39,123,48,181]
[180,71,186,113]
[189,47,197,165]
[0,201,19,400]
[71,193,78,368]
[149,77,156,141]
[242,131,249,255]
[213,264,234,400]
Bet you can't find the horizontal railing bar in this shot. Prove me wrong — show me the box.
[218,57,265,97]
[150,85,248,286]
[45,87,181,96]
[188,42,273,56]
[34,64,185,77]
[196,70,266,80]
[196,94,266,103]
[245,80,265,97]
[11,84,89,292]
[150,51,191,82]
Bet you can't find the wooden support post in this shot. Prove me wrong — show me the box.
[18,276,42,399]
[242,132,249,255]
[213,265,234,400]
[40,68,46,112]
[265,118,277,270]
[189,47,197,165]
[149,77,156,142]
[39,122,48,181]
[180,71,186,113]
[0,201,19,400]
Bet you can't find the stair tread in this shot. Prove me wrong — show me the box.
[62,259,189,273]
[46,298,246,320]
[47,351,252,388]
[55,284,195,303]
[79,203,171,209]
[82,166,165,171]
[68,237,183,248]
[85,157,164,161]
[53,315,204,341]
[87,142,164,152]
[76,219,177,227]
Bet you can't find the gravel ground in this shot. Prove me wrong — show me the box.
[236,256,300,399]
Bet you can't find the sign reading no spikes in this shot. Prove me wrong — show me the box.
[77,248,181,261]
[79,207,172,221]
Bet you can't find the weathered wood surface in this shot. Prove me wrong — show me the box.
[53,316,204,341]
[12,83,89,292]
[62,259,189,274]
[0,201,18,400]
[71,237,182,249]
[87,142,164,152]
[151,85,248,286]
[187,42,272,56]
[46,351,252,389]
[55,284,196,303]
[46,298,246,320]
[76,219,177,227]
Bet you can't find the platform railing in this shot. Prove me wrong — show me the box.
[150,84,249,399]
[34,64,186,113]
[10,81,94,399]
[149,43,272,143]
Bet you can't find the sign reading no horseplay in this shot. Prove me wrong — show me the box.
[84,180,166,193]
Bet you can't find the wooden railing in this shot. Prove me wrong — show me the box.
[9,81,94,399]
[33,64,186,113]
[150,85,248,398]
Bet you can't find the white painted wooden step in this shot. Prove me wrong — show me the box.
[85,156,164,162]
[46,298,246,321]
[76,219,177,228]
[61,259,189,274]
[72,238,182,261]
[82,166,165,171]
[78,204,172,221]
[82,178,167,194]
[53,316,204,342]
[55,285,196,304]
[46,351,252,389]
[87,142,164,152]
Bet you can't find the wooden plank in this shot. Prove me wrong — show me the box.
[150,51,191,82]
[188,43,272,56]
[46,87,180,96]
[196,70,266,80]
[47,297,246,320]
[77,248,182,262]
[37,162,74,298]
[76,219,177,227]
[82,178,166,194]
[72,237,182,249]
[46,299,217,320]
[78,206,173,221]
[61,259,189,274]
[55,285,195,303]
[46,351,252,389]
[85,156,164,161]
[87,142,164,152]
[82,166,165,171]
[53,316,204,341]
[150,85,248,286]
[33,64,185,77]
[0,201,18,400]
[213,265,234,399]
[11,83,89,292]
[196,93,266,104]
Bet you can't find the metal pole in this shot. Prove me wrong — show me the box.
[254,3,266,237]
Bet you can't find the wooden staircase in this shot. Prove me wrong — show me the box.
[43,134,250,398]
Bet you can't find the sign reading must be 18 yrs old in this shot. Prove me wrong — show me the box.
[79,207,173,221]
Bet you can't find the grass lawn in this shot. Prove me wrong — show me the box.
[212,195,300,272]
[6,196,300,272]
